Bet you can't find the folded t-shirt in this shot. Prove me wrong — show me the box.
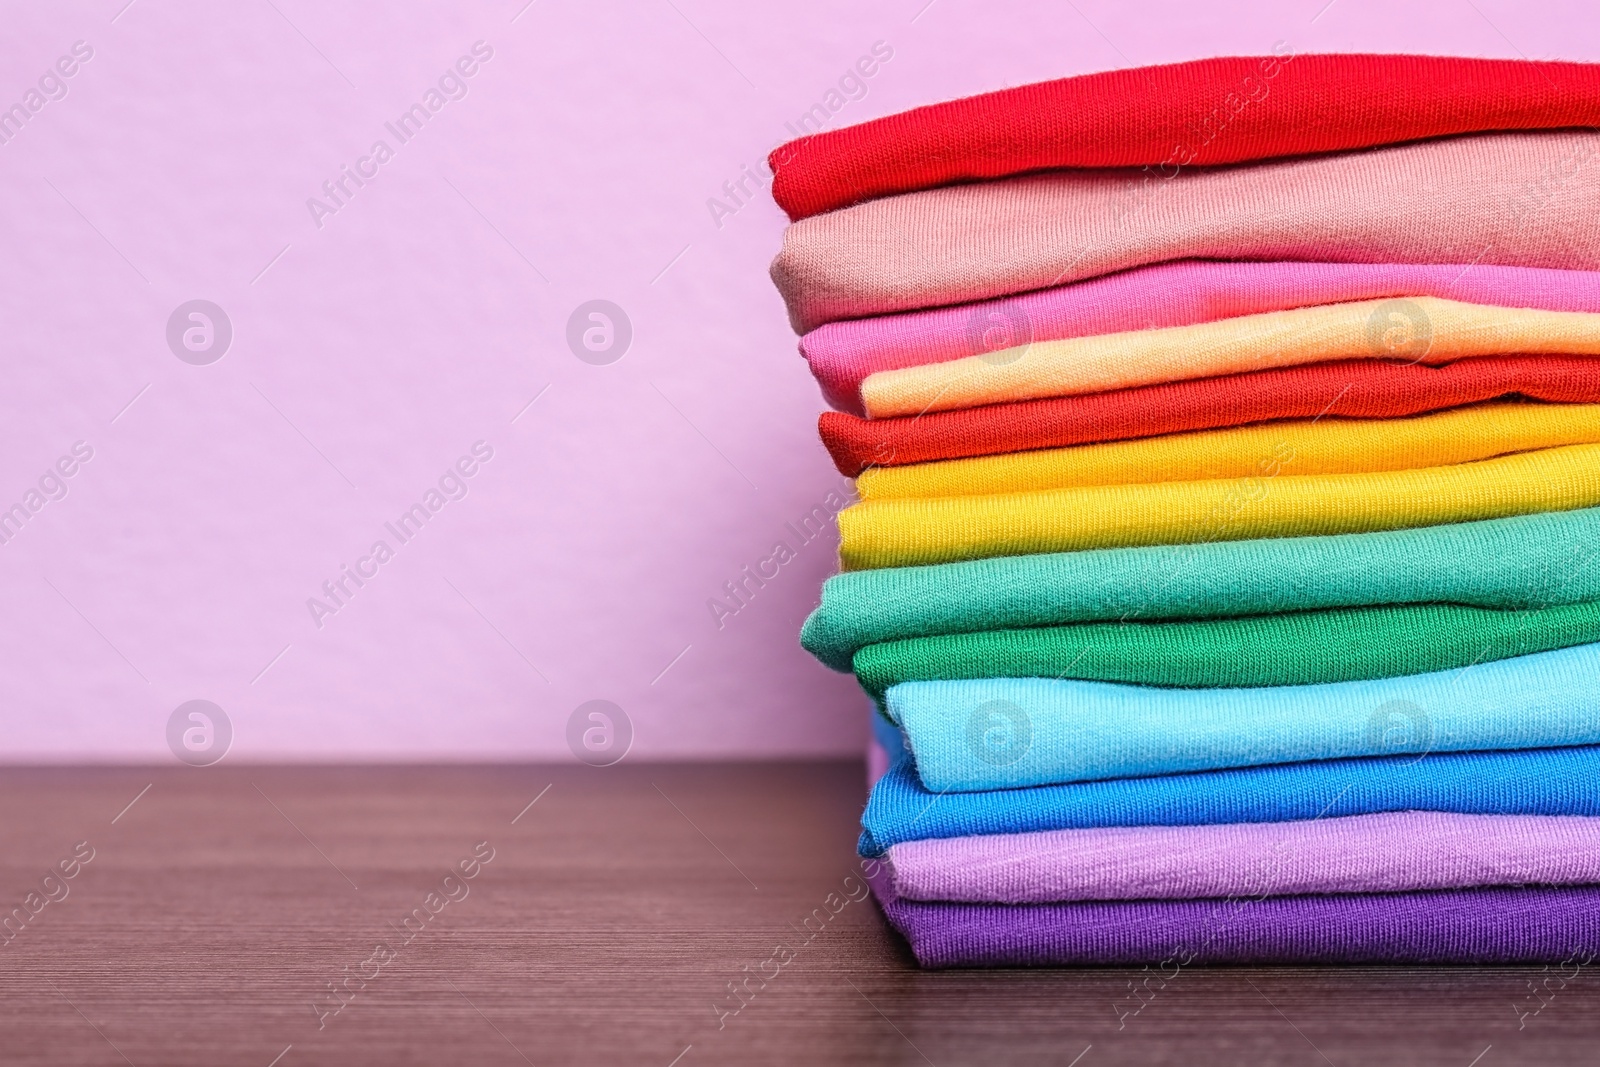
[770,54,1600,220]
[839,441,1600,569]
[856,402,1600,499]
[855,600,1600,701]
[822,355,1600,476]
[859,745,1600,853]
[772,131,1600,332]
[859,297,1600,418]
[802,261,1600,414]
[805,508,1600,670]
[873,875,1600,968]
[891,642,1600,792]
[887,812,1600,903]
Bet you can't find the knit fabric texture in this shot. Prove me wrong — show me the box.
[803,508,1600,670]
[855,600,1600,702]
[839,442,1600,569]
[856,402,1600,499]
[823,355,1600,476]
[772,131,1600,332]
[859,745,1600,853]
[891,642,1600,792]
[874,878,1600,967]
[803,261,1600,413]
[859,297,1600,418]
[769,54,1600,220]
[886,812,1600,903]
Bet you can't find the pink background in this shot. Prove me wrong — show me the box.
[1,0,1594,761]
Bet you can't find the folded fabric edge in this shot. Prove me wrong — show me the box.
[871,874,1600,967]
[883,810,1600,903]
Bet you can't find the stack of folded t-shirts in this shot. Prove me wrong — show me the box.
[768,53,1600,966]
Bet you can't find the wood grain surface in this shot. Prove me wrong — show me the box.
[0,762,1596,1065]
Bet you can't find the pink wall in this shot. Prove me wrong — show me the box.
[1,0,1593,761]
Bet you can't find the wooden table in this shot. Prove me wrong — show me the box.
[0,762,1594,1065]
